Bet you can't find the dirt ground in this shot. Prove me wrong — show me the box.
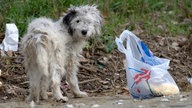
[0,92,191,108]
[0,29,192,107]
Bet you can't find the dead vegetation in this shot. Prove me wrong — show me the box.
[0,30,191,102]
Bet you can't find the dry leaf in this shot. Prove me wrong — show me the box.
[6,50,13,57]
[172,42,180,50]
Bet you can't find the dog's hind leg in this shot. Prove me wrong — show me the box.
[51,67,68,102]
[25,39,48,103]
[26,35,50,102]
[35,37,50,100]
[50,50,68,102]
[38,63,49,100]
[40,75,49,100]
[27,68,41,103]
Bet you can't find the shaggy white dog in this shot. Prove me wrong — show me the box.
[22,5,102,103]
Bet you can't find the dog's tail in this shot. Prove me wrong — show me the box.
[22,32,50,77]
[36,34,50,76]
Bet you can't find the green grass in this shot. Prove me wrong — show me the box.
[0,0,191,52]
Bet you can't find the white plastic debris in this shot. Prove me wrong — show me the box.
[75,103,86,106]
[138,105,145,108]
[91,104,100,108]
[116,30,179,99]
[160,98,169,102]
[118,99,124,102]
[0,81,2,88]
[0,23,19,51]
[29,100,35,108]
[113,100,124,105]
[179,94,183,98]
[188,78,192,85]
[180,98,188,102]
[66,104,74,108]
[116,102,123,105]
[0,69,2,87]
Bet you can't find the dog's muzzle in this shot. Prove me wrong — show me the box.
[81,30,87,35]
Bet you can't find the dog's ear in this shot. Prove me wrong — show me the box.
[89,5,103,35]
[63,10,77,35]
[63,10,77,26]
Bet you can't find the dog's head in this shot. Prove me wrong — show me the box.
[63,5,102,39]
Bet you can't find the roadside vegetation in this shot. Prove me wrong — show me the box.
[0,0,191,52]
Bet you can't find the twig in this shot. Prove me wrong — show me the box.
[19,81,29,85]
[79,65,97,73]
[79,65,106,75]
[79,78,101,85]
[79,59,89,63]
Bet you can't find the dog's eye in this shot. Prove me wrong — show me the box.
[76,20,80,23]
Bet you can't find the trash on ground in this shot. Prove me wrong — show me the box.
[138,105,145,108]
[75,103,86,107]
[150,83,179,96]
[179,98,188,102]
[187,78,192,85]
[0,23,19,52]
[115,30,180,99]
[91,104,100,108]
[116,102,123,105]
[66,104,74,108]
[0,69,2,88]
[113,100,124,105]
[0,82,2,88]
[160,98,169,102]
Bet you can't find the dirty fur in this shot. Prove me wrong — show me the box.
[22,5,102,103]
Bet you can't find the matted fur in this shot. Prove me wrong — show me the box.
[22,5,102,103]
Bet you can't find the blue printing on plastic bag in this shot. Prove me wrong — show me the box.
[140,41,152,57]
[137,41,162,66]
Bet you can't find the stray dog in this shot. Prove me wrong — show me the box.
[22,5,102,103]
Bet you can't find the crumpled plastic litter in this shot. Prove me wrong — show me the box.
[188,78,192,85]
[0,23,19,51]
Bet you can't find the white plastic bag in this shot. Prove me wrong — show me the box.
[0,23,19,51]
[116,30,179,99]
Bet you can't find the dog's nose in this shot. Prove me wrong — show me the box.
[81,30,87,35]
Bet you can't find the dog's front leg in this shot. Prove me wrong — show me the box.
[66,66,88,98]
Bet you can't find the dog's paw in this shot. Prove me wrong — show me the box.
[74,91,88,98]
[41,93,48,100]
[55,96,68,102]
[26,95,32,102]
[26,95,40,104]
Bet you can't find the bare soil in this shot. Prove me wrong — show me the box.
[0,92,191,108]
